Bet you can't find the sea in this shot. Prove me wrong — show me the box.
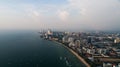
[0,31,85,67]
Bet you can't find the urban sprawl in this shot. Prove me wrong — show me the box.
[39,29,120,67]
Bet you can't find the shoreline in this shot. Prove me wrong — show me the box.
[54,41,90,67]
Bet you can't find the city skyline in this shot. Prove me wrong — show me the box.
[0,0,120,31]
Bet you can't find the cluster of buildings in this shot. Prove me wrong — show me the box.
[40,30,120,67]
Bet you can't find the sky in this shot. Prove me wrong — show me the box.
[0,0,120,31]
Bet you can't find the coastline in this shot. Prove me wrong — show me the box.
[54,41,91,67]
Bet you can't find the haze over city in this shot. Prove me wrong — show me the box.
[1,0,120,67]
[0,0,120,31]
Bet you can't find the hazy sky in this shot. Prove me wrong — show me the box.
[0,0,120,31]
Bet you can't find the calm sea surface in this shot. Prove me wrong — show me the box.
[0,31,85,67]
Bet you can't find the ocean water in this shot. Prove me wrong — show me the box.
[0,31,85,67]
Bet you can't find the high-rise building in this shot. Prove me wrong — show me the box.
[68,37,74,43]
[75,40,80,48]
[47,29,53,35]
[114,38,120,43]
[87,37,92,44]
